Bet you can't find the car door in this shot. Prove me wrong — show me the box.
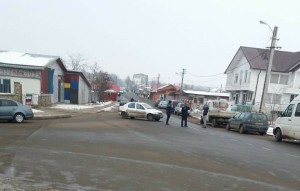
[126,102,137,117]
[0,99,18,120]
[277,104,294,137]
[235,112,245,129]
[231,113,241,129]
[136,103,146,118]
[291,103,300,139]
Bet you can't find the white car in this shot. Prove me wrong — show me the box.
[119,102,163,121]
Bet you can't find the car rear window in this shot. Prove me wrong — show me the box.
[252,113,268,121]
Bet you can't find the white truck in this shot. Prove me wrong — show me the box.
[203,99,236,127]
[273,95,300,142]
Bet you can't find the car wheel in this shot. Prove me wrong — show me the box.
[130,117,135,119]
[239,125,245,134]
[226,123,231,130]
[274,128,282,142]
[211,118,217,127]
[14,113,24,123]
[147,114,154,121]
[121,112,128,119]
[154,118,160,121]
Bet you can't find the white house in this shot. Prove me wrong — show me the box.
[225,46,300,111]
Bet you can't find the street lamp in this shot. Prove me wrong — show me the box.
[259,21,278,113]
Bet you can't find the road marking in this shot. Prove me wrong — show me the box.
[285,153,299,158]
[244,143,253,146]
[262,147,273,151]
[230,138,238,142]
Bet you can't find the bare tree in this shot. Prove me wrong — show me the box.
[68,53,87,71]
[94,71,111,102]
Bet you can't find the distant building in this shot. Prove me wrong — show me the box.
[133,73,148,93]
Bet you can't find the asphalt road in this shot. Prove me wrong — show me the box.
[0,111,299,191]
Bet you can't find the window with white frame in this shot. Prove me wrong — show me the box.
[270,74,289,85]
[0,79,11,93]
[248,72,251,83]
[234,74,238,84]
[240,71,243,85]
[244,70,248,83]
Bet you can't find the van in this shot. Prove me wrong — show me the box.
[273,95,300,142]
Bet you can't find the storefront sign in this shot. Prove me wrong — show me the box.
[0,67,41,79]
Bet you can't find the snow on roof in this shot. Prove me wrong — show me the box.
[183,90,230,97]
[0,51,58,67]
[104,89,117,93]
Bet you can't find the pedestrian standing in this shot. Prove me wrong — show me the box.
[181,103,190,127]
[202,104,209,128]
[165,100,173,125]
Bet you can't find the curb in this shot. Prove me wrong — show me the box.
[33,115,72,120]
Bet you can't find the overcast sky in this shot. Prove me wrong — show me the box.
[1,0,300,88]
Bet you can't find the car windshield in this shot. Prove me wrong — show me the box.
[141,103,153,109]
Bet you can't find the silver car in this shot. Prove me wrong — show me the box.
[119,102,163,121]
[0,98,34,123]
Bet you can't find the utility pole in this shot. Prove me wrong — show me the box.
[259,26,278,113]
[180,68,186,98]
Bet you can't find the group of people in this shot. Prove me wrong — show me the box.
[165,100,209,128]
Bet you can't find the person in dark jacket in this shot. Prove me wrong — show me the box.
[181,103,190,127]
[202,104,209,128]
[165,100,173,125]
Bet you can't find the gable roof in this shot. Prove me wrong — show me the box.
[225,46,300,73]
[0,51,67,71]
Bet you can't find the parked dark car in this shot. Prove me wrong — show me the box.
[0,98,34,123]
[226,112,268,135]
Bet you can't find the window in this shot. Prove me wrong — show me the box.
[248,72,251,83]
[239,113,246,119]
[270,74,279,84]
[282,104,294,117]
[244,70,248,83]
[279,75,289,85]
[0,79,11,93]
[270,74,289,85]
[295,104,300,117]
[0,99,17,107]
[136,103,144,110]
[128,103,135,108]
[234,74,238,84]
[240,71,243,85]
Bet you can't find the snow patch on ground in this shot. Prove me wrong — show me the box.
[32,109,44,113]
[50,101,112,110]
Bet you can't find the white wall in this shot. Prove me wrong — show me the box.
[10,77,40,95]
[225,56,253,91]
[78,76,90,104]
[292,70,300,89]
[46,61,65,103]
